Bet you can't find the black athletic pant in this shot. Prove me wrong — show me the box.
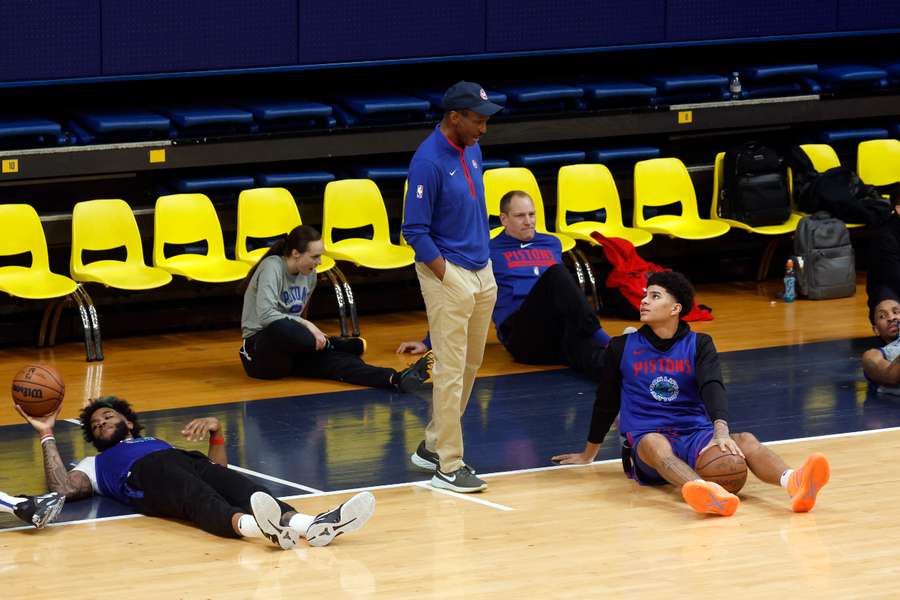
[128,449,294,539]
[498,264,606,380]
[240,318,396,387]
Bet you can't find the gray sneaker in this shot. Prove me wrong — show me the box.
[251,492,298,550]
[305,491,375,547]
[410,440,440,472]
[13,491,65,529]
[431,465,487,493]
[396,350,434,393]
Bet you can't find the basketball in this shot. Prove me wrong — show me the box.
[695,445,748,494]
[11,364,65,417]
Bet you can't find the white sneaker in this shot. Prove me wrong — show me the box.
[251,492,299,550]
[305,492,376,547]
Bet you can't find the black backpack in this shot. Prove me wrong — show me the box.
[720,142,792,227]
[793,212,856,300]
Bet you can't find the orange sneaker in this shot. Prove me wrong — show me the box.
[682,480,740,516]
[786,453,830,513]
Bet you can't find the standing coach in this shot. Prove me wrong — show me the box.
[402,81,502,493]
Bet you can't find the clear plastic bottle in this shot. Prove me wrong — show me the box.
[729,71,742,100]
[783,258,796,303]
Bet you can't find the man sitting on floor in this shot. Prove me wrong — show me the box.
[862,294,900,395]
[399,189,615,381]
[552,271,830,517]
[14,396,374,549]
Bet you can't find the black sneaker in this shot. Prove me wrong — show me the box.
[329,336,366,355]
[410,440,440,472]
[13,491,65,529]
[431,465,487,493]
[396,350,434,393]
[305,491,375,547]
[250,491,298,550]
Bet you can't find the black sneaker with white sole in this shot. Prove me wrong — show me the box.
[13,491,65,529]
[410,440,440,472]
[305,491,375,547]
[431,465,487,493]
[250,491,298,550]
[396,350,434,393]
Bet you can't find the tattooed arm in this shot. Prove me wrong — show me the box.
[15,404,93,501]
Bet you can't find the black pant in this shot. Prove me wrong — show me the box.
[240,318,396,388]
[498,264,605,380]
[128,449,294,538]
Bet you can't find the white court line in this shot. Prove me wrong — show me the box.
[62,419,81,425]
[0,512,143,534]
[414,481,514,511]
[5,424,900,533]
[227,465,323,494]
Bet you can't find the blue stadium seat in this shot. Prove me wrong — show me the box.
[577,81,656,107]
[815,65,888,92]
[240,99,336,131]
[333,94,431,127]
[493,83,583,114]
[644,73,729,105]
[255,172,335,187]
[163,106,256,137]
[352,166,408,180]
[589,146,660,164]
[68,110,170,144]
[817,127,889,145]
[173,175,255,193]
[890,123,900,138]
[415,88,506,120]
[481,158,510,170]
[510,151,586,168]
[738,63,819,99]
[0,117,65,149]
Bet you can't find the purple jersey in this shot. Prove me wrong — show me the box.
[619,329,708,436]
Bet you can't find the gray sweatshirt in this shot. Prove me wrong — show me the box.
[241,255,317,339]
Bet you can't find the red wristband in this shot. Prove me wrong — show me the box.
[209,434,225,446]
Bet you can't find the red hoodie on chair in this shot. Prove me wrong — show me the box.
[590,232,713,322]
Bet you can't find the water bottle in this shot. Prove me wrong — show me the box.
[729,71,742,100]
[783,259,796,303]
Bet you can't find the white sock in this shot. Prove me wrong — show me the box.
[289,513,314,537]
[237,514,264,539]
[0,492,26,513]
[780,469,794,489]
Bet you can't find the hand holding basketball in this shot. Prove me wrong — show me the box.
[14,402,62,436]
[11,364,65,418]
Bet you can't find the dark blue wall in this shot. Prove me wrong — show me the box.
[0,0,101,82]
[102,0,297,75]
[0,0,898,84]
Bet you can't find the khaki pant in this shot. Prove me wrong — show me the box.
[416,260,497,473]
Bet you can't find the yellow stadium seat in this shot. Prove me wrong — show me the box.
[710,153,802,235]
[153,194,250,282]
[322,179,414,269]
[556,164,653,247]
[0,204,101,360]
[235,187,336,274]
[483,167,576,251]
[857,139,900,187]
[71,199,172,290]
[790,144,864,228]
[633,158,730,240]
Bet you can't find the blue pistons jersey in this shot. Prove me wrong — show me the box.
[619,330,708,436]
[95,437,172,505]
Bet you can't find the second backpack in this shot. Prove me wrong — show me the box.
[720,142,791,227]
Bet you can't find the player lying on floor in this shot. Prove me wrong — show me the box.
[14,396,374,548]
[862,294,900,395]
[552,271,831,517]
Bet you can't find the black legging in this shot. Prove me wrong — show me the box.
[240,318,396,387]
[128,449,292,539]
[498,264,605,380]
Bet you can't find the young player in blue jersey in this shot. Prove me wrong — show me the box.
[14,396,374,548]
[862,295,900,395]
[398,190,614,380]
[553,271,830,516]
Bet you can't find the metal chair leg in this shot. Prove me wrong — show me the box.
[324,269,350,337]
[333,265,360,337]
[47,297,67,347]
[69,290,96,362]
[38,299,59,347]
[574,248,601,313]
[757,237,781,282]
[75,285,103,361]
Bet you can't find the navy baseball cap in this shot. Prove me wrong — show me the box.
[442,81,503,116]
